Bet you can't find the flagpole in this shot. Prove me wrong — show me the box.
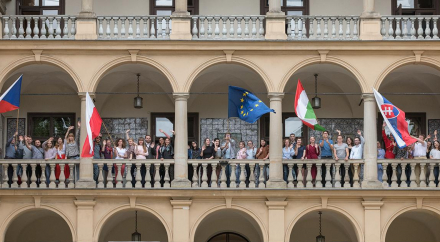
[101,121,115,146]
[15,108,19,134]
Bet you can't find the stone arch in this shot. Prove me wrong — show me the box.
[190,204,268,242]
[94,204,172,242]
[184,56,275,93]
[0,205,76,242]
[285,204,364,242]
[0,55,84,92]
[89,55,178,93]
[374,56,440,90]
[381,205,440,242]
[279,56,368,93]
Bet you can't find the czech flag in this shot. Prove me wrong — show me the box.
[0,75,23,113]
[373,88,416,148]
[81,92,103,158]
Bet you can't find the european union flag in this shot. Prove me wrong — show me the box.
[228,86,275,124]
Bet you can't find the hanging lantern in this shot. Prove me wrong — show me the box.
[312,74,321,109]
[134,73,143,109]
[316,211,325,242]
[132,210,142,241]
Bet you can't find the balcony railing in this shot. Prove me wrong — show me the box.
[97,16,171,40]
[2,15,77,39]
[1,159,438,189]
[286,16,359,40]
[191,16,265,40]
[381,15,440,40]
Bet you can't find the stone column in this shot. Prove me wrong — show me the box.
[267,93,286,188]
[362,94,383,189]
[362,198,383,242]
[266,198,288,242]
[174,0,188,14]
[170,0,191,40]
[76,0,97,40]
[76,94,96,188]
[359,0,382,40]
[171,199,192,242]
[171,93,191,188]
[74,198,96,242]
[268,0,281,13]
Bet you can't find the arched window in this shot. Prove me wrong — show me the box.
[207,232,249,242]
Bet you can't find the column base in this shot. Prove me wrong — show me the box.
[75,18,98,40]
[359,17,382,40]
[361,179,384,189]
[265,14,287,40]
[171,178,192,188]
[170,16,192,40]
[266,179,287,189]
[75,179,96,189]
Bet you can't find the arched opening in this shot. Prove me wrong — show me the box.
[289,209,359,242]
[385,209,440,242]
[193,208,265,242]
[283,63,364,143]
[4,208,73,242]
[207,232,249,242]
[98,209,169,242]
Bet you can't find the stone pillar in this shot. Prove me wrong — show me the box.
[265,0,287,40]
[76,94,96,188]
[170,0,191,40]
[170,199,192,242]
[75,0,97,40]
[362,198,383,242]
[266,198,288,242]
[359,0,382,40]
[74,198,96,242]
[361,94,383,189]
[171,93,191,188]
[267,93,286,188]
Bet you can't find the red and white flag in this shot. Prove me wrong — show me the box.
[81,92,103,158]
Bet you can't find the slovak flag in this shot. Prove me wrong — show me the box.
[0,75,23,113]
[373,88,416,148]
[81,92,103,158]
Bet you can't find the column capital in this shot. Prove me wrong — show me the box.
[170,199,192,209]
[78,92,95,99]
[362,197,384,210]
[74,198,96,208]
[268,92,284,100]
[173,93,190,100]
[362,93,375,101]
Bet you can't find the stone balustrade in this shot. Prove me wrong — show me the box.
[93,159,174,188]
[381,15,440,40]
[97,16,171,39]
[379,160,438,188]
[0,160,79,188]
[2,15,76,39]
[286,16,359,40]
[191,16,265,40]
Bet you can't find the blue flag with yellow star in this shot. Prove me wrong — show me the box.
[228,86,275,123]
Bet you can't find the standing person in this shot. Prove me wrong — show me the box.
[382,123,396,159]
[114,138,127,185]
[333,135,349,186]
[412,134,428,185]
[293,138,306,181]
[289,133,296,158]
[377,141,386,182]
[392,142,408,186]
[246,141,257,159]
[133,137,148,187]
[190,141,202,159]
[221,133,236,160]
[350,130,365,181]
[426,140,433,159]
[19,135,33,186]
[256,139,269,182]
[54,137,67,182]
[282,138,294,182]
[30,139,44,185]
[102,139,114,159]
[144,134,156,186]
[125,130,137,160]
[213,138,222,184]
[5,131,18,159]
[346,137,354,158]
[430,140,440,185]
[92,136,103,183]
[319,131,334,184]
[201,139,215,159]
[303,137,320,185]
[43,137,56,185]
[65,122,80,182]
[235,141,248,185]
[155,137,165,159]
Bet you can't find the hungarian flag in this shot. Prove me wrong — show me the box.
[81,92,103,158]
[0,75,23,113]
[294,80,325,131]
[373,88,416,148]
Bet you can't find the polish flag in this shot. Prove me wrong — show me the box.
[81,92,103,158]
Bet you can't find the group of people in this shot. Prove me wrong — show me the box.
[4,120,437,188]
[4,122,81,186]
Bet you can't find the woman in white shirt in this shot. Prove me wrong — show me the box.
[114,138,127,185]
[135,138,148,159]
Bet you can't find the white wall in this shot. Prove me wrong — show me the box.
[310,0,391,15]
[199,0,260,15]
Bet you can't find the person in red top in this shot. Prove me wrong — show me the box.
[382,122,396,159]
[302,136,320,185]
